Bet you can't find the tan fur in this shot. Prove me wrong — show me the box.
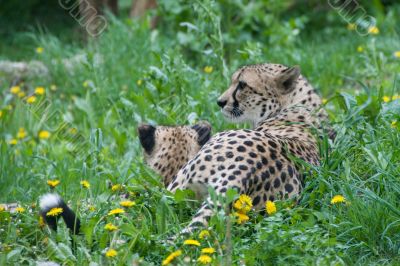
[141,122,211,186]
[165,63,331,235]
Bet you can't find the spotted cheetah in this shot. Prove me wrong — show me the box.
[138,121,212,186]
[165,63,331,234]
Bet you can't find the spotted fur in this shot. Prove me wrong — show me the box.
[165,63,331,234]
[138,121,212,186]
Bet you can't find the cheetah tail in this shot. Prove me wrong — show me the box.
[39,193,80,235]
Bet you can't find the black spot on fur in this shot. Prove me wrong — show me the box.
[226,152,234,158]
[261,171,270,181]
[249,152,257,158]
[288,166,294,177]
[264,181,271,191]
[281,172,287,182]
[268,140,277,149]
[253,196,261,206]
[256,145,266,153]
[244,141,253,147]
[235,156,244,161]
[285,183,294,193]
[275,160,283,171]
[269,166,275,174]
[274,178,280,188]
[237,146,246,152]
[239,165,248,171]
[192,122,212,146]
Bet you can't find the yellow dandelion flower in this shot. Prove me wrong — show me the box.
[347,23,356,30]
[331,195,346,204]
[17,128,27,139]
[10,86,21,94]
[201,247,215,254]
[38,130,51,139]
[233,194,253,213]
[391,121,397,128]
[16,207,25,213]
[8,139,18,145]
[88,205,96,212]
[108,208,125,216]
[50,85,57,91]
[234,211,249,224]
[266,200,277,215]
[47,180,60,188]
[136,79,143,86]
[183,239,201,246]
[111,184,121,192]
[198,254,212,264]
[26,96,36,104]
[105,248,117,258]
[36,47,44,54]
[368,26,379,35]
[393,51,400,58]
[46,207,63,217]
[34,87,45,95]
[204,66,213,74]
[104,223,118,231]
[18,91,26,98]
[80,180,90,189]
[357,46,364,53]
[0,110,3,118]
[0,205,5,212]
[199,229,210,239]
[69,128,78,135]
[162,250,182,266]
[39,216,45,227]
[120,200,135,207]
[382,96,391,103]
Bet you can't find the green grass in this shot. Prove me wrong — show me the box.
[1,1,400,265]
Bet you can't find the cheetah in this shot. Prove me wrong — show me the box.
[166,63,331,234]
[138,121,212,186]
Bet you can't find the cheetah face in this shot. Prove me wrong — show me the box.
[217,64,300,125]
[138,121,212,186]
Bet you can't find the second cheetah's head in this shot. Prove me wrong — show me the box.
[138,121,212,186]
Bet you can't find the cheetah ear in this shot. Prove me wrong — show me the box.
[275,66,300,94]
[192,121,212,146]
[138,124,156,154]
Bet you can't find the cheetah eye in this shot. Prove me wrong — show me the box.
[237,81,247,90]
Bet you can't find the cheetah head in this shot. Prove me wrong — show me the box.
[217,64,301,126]
[138,121,212,186]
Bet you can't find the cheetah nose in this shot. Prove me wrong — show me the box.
[217,99,227,108]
